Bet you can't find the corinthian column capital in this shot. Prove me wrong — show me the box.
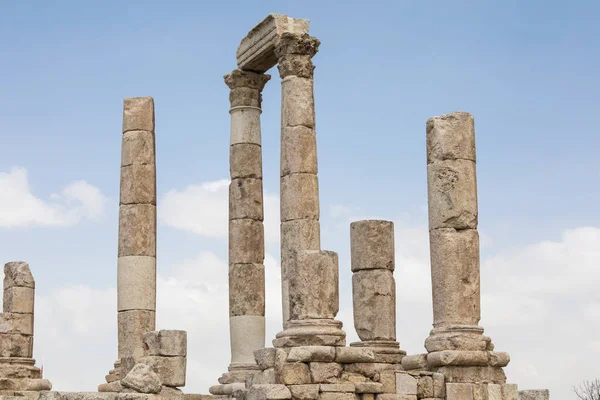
[224,69,271,108]
[275,33,320,79]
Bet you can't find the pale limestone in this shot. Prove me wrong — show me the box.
[123,97,154,133]
[309,363,342,383]
[395,373,417,395]
[230,107,262,146]
[229,178,264,221]
[120,164,156,206]
[273,334,346,348]
[350,221,395,272]
[118,310,155,359]
[424,329,491,353]
[277,363,311,385]
[354,383,384,394]
[143,330,187,357]
[3,262,35,289]
[121,364,162,394]
[335,348,375,363]
[417,376,433,398]
[352,270,395,342]
[230,315,265,366]
[429,228,481,328]
[231,144,263,179]
[319,394,357,400]
[344,364,395,380]
[140,356,186,387]
[320,383,355,392]
[118,205,157,257]
[426,112,475,163]
[117,256,156,312]
[0,377,51,391]
[446,383,474,400]
[0,334,32,358]
[281,77,315,129]
[248,384,292,400]
[502,384,518,400]
[0,360,41,379]
[280,174,320,222]
[287,347,336,363]
[251,368,276,385]
[401,355,428,371]
[518,390,549,400]
[229,264,265,316]
[229,219,265,264]
[280,219,321,256]
[427,160,477,230]
[487,384,502,400]
[254,348,278,370]
[432,373,445,398]
[489,352,510,367]
[434,366,506,384]
[281,126,318,176]
[289,384,319,400]
[427,351,488,368]
[378,371,396,394]
[121,130,154,167]
[3,287,34,314]
[0,313,33,335]
[209,382,246,395]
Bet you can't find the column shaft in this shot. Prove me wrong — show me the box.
[117,97,157,361]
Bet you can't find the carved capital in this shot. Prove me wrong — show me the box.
[275,33,320,79]
[224,69,271,108]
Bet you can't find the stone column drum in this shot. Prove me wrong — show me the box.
[223,70,270,377]
[273,32,345,347]
[349,220,405,363]
[117,97,157,365]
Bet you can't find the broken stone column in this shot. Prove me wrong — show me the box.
[273,32,345,347]
[103,97,157,389]
[349,220,405,364]
[211,70,270,394]
[0,262,51,395]
[424,111,508,383]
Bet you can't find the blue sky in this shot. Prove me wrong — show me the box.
[0,1,599,399]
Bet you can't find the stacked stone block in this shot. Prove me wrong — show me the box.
[349,220,405,365]
[0,261,51,395]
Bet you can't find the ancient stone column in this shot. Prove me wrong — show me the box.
[118,97,157,364]
[273,32,345,347]
[349,220,405,364]
[211,70,269,394]
[424,112,508,383]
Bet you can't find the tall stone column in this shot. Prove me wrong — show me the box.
[211,70,270,394]
[349,220,405,364]
[273,33,345,348]
[112,97,157,382]
[424,112,508,383]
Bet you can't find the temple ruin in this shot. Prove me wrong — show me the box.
[0,13,550,400]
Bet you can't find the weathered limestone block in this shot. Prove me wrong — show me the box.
[275,33,319,74]
[288,251,338,320]
[0,334,32,358]
[429,228,480,328]
[229,314,265,367]
[352,270,395,342]
[354,383,384,394]
[0,377,51,391]
[255,348,279,370]
[518,390,549,400]
[319,393,357,400]
[502,384,518,400]
[143,330,187,357]
[427,351,488,368]
[376,395,415,400]
[230,110,263,147]
[140,356,186,387]
[118,310,155,359]
[3,262,35,289]
[335,348,375,363]
[400,355,427,371]
[118,205,157,257]
[0,313,33,335]
[350,221,395,272]
[247,384,292,400]
[123,97,154,133]
[425,329,491,353]
[378,371,396,393]
[434,366,506,384]
[417,376,434,398]
[395,373,417,396]
[277,363,311,385]
[229,264,265,316]
[236,14,309,73]
[488,352,510,367]
[287,347,336,363]
[446,383,474,400]
[289,384,319,400]
[229,179,264,221]
[320,383,356,392]
[209,382,246,395]
[231,144,263,179]
[309,363,342,383]
[3,287,34,314]
[281,220,321,256]
[121,363,162,394]
[121,130,154,167]
[281,77,315,129]
[344,364,395,380]
[280,174,320,222]
[0,359,41,379]
[251,368,276,385]
[426,112,475,164]
[273,334,346,349]
[120,164,156,206]
[432,373,445,398]
[427,160,477,230]
[117,256,156,312]
[281,126,318,176]
[229,219,265,264]
[220,370,254,385]
[98,380,124,393]
[486,384,502,400]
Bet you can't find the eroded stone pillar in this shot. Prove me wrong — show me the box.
[112,98,157,382]
[424,111,508,383]
[210,70,270,394]
[273,32,345,348]
[349,220,405,364]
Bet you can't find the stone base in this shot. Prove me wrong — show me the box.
[273,319,346,348]
[0,357,42,379]
[350,342,406,365]
[0,377,52,391]
[424,325,493,352]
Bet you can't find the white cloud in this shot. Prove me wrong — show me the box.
[0,167,107,228]
[159,179,280,245]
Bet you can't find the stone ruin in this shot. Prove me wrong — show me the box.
[0,13,551,400]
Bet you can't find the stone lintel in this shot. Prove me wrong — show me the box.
[236,14,309,73]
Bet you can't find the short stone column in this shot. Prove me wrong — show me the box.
[0,262,52,394]
[102,97,157,389]
[349,220,405,364]
[273,32,345,347]
[424,111,508,383]
[211,70,270,394]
